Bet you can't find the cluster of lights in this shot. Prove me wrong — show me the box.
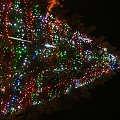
[0,0,120,117]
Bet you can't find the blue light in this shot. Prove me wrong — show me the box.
[12,96,16,100]
[35,51,39,55]
[6,104,10,108]
[16,79,21,86]
[32,55,36,60]
[110,62,117,69]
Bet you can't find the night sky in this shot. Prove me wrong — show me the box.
[62,0,120,48]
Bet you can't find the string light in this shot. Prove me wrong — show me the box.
[0,0,120,117]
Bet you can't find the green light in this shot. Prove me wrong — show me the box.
[13,66,17,69]
[18,51,21,54]
[17,29,20,32]
[10,107,14,113]
[22,48,24,51]
[60,52,63,58]
[19,55,22,58]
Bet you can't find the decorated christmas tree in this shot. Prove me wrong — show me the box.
[0,0,120,117]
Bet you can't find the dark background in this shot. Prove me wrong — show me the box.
[63,0,120,49]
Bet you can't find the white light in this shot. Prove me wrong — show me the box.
[8,36,31,43]
[45,44,56,48]
[14,23,17,26]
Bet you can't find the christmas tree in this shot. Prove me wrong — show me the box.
[0,0,120,117]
